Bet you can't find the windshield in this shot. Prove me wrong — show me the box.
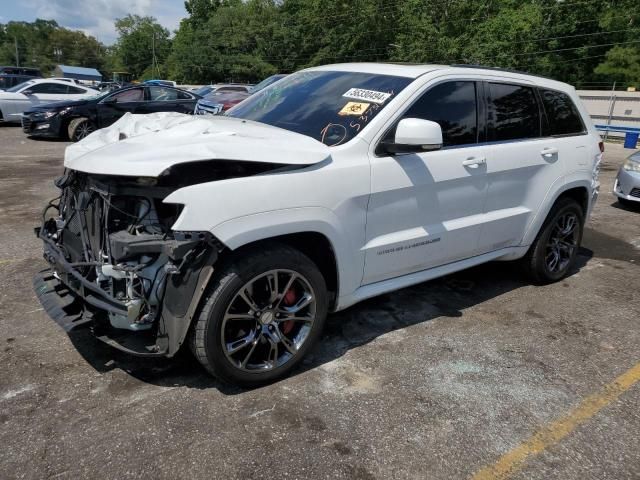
[227,71,412,146]
[250,75,286,93]
[193,85,213,97]
[6,80,35,93]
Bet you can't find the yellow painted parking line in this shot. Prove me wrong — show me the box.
[472,361,640,480]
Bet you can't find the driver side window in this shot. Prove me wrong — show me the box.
[108,88,144,103]
[402,81,479,147]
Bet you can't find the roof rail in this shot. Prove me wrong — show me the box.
[450,64,556,81]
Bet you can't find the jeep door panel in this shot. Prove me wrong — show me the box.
[363,80,488,285]
[476,82,581,252]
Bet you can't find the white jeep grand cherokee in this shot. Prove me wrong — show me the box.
[36,63,602,385]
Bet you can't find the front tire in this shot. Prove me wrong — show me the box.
[190,243,328,386]
[68,117,95,142]
[523,197,584,284]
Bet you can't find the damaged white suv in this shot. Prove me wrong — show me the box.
[36,63,602,385]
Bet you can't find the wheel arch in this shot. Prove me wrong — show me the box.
[556,185,589,215]
[164,227,344,358]
[211,209,350,308]
[521,180,591,247]
[221,231,340,310]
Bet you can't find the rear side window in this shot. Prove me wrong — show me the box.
[108,87,144,103]
[30,82,69,94]
[403,81,478,147]
[149,86,178,101]
[488,83,540,141]
[67,85,86,94]
[539,89,585,136]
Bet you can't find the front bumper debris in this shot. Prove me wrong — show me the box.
[33,269,91,331]
[35,173,220,357]
[40,230,129,315]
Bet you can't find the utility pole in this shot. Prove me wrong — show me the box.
[604,81,617,141]
[151,31,158,78]
[14,37,20,67]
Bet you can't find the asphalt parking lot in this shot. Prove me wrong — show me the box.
[1,123,639,480]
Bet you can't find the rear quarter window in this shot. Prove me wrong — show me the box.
[539,89,585,136]
[488,83,540,142]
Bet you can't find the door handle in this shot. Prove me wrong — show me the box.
[462,156,486,168]
[541,147,559,157]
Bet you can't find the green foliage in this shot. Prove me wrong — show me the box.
[1,1,638,88]
[113,15,172,78]
[166,0,279,83]
[165,0,640,87]
[184,0,225,26]
[0,19,106,75]
[595,46,640,87]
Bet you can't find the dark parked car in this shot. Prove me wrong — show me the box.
[0,66,42,76]
[22,84,200,141]
[194,90,250,115]
[0,74,41,91]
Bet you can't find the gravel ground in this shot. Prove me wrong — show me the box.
[1,124,639,480]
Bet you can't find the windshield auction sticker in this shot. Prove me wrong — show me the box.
[339,102,370,116]
[343,88,391,104]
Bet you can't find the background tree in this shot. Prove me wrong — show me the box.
[595,47,640,88]
[113,15,171,79]
[0,19,106,75]
[1,0,639,87]
[166,0,279,83]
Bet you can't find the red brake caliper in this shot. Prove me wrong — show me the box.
[281,288,297,335]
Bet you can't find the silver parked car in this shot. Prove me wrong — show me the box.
[614,150,640,207]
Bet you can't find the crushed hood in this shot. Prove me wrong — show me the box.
[64,112,331,177]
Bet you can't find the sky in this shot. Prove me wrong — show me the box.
[0,0,187,44]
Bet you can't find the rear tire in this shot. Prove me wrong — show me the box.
[190,243,328,386]
[68,117,95,142]
[522,197,584,284]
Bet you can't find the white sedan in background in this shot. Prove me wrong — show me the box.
[0,79,99,124]
[614,150,640,208]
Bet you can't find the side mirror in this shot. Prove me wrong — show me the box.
[22,89,34,96]
[382,118,443,154]
[101,96,117,104]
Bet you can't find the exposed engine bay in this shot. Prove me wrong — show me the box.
[36,168,214,354]
[35,157,306,356]
[34,112,325,359]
